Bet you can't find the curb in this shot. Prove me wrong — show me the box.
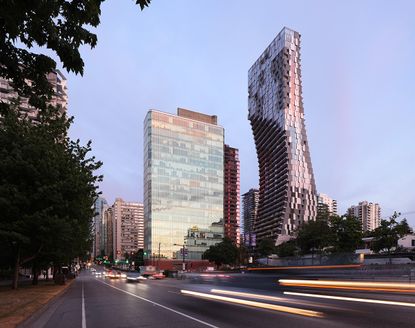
[17,278,76,328]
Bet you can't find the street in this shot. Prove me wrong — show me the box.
[20,269,415,328]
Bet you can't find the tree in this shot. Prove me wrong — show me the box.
[256,238,275,257]
[0,104,102,288]
[275,240,297,258]
[0,0,151,112]
[202,238,238,268]
[371,212,412,256]
[329,215,363,253]
[296,220,333,255]
[128,249,144,270]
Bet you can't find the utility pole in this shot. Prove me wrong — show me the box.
[182,243,185,272]
[157,242,161,272]
[174,243,186,272]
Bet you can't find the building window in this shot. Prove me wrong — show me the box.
[412,239,415,247]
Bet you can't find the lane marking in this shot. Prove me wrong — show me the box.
[181,289,323,318]
[82,281,86,328]
[284,291,415,308]
[97,280,219,328]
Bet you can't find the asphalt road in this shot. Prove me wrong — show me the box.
[21,269,415,328]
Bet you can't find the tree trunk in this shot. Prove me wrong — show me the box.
[32,261,39,285]
[12,246,20,290]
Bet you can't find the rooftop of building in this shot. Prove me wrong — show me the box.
[177,107,217,125]
[147,108,222,128]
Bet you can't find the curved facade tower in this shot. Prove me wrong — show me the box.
[248,27,317,243]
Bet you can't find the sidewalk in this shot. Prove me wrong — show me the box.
[0,279,74,328]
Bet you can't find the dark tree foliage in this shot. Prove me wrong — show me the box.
[0,104,102,289]
[202,238,238,267]
[371,212,412,254]
[0,0,151,111]
[329,215,363,253]
[256,238,275,257]
[296,220,332,255]
[125,249,144,270]
[275,240,297,257]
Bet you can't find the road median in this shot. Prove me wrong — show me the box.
[0,279,74,328]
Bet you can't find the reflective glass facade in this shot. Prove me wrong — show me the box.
[144,110,224,259]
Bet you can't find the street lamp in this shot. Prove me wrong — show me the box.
[174,243,186,271]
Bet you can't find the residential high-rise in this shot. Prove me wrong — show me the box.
[317,193,338,219]
[110,198,144,260]
[348,201,381,232]
[248,27,317,243]
[92,197,108,258]
[242,188,259,247]
[103,207,114,258]
[144,108,224,259]
[0,70,68,120]
[224,145,240,245]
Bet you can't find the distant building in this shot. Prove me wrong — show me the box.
[0,70,68,120]
[178,219,224,260]
[348,201,381,232]
[248,27,317,244]
[224,145,240,245]
[104,207,114,258]
[398,234,415,250]
[317,193,338,218]
[92,197,108,258]
[242,188,259,247]
[144,108,224,259]
[112,198,144,260]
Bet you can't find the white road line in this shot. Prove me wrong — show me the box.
[82,281,86,328]
[97,280,219,328]
[284,291,415,308]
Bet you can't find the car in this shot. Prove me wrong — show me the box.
[152,273,166,280]
[126,272,147,282]
[90,268,96,273]
[107,270,119,279]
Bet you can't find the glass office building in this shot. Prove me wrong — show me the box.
[144,108,224,259]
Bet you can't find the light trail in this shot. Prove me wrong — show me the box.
[210,289,347,311]
[247,264,361,271]
[279,279,415,292]
[180,289,324,318]
[284,291,415,308]
[211,289,286,302]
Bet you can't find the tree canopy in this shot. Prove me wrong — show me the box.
[296,219,333,254]
[371,212,412,254]
[256,238,275,257]
[0,104,102,288]
[202,238,238,267]
[0,0,151,111]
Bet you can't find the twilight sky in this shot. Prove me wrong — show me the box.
[65,0,415,226]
